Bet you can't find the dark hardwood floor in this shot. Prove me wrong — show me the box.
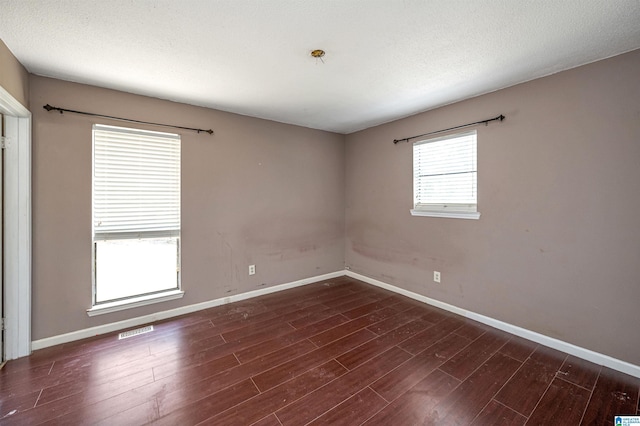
[1,276,638,425]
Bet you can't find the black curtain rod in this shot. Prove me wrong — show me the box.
[43,104,214,135]
[393,114,505,144]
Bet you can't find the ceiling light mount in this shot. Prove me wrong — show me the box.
[310,49,326,64]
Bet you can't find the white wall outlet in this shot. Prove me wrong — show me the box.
[249,264,256,275]
[434,271,441,283]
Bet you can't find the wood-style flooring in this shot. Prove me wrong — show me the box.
[1,276,638,425]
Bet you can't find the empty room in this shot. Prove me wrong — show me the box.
[0,1,639,425]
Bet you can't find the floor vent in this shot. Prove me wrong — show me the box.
[119,325,154,340]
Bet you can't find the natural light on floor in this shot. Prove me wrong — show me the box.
[95,237,179,303]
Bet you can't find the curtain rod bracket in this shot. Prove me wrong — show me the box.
[43,104,214,135]
[393,114,505,144]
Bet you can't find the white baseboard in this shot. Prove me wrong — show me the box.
[346,270,640,379]
[31,268,640,379]
[31,271,344,351]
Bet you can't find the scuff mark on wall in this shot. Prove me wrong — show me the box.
[217,231,235,292]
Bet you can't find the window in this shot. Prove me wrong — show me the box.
[91,124,182,312]
[411,130,480,219]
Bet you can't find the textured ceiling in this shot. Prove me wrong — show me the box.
[1,0,639,133]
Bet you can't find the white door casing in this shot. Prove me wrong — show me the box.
[1,113,4,363]
[0,85,31,360]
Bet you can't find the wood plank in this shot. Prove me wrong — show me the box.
[207,310,279,336]
[398,316,464,355]
[386,300,426,314]
[0,389,40,420]
[306,387,387,425]
[498,336,537,362]
[526,377,591,424]
[252,328,376,392]
[363,369,460,425]
[341,296,403,319]
[147,329,225,355]
[453,319,490,341]
[494,356,563,416]
[250,414,283,426]
[275,346,412,425]
[557,355,601,390]
[202,361,347,425]
[37,339,315,425]
[152,379,260,426]
[234,314,348,363]
[438,329,510,381]
[151,352,239,382]
[366,306,431,335]
[1,391,91,425]
[93,398,159,426]
[469,400,526,426]
[0,362,54,390]
[370,332,471,402]
[581,367,640,424]
[162,320,297,369]
[299,296,377,324]
[529,344,567,366]
[419,305,456,324]
[308,308,397,347]
[433,352,522,425]
[3,371,163,425]
[336,319,433,370]
[287,293,376,329]
[27,381,163,425]
[158,339,318,413]
[221,316,295,342]
[36,367,155,407]
[284,305,344,330]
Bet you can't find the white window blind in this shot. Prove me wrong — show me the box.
[93,124,180,240]
[413,130,477,214]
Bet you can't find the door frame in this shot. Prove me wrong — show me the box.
[0,85,31,360]
[0,112,4,365]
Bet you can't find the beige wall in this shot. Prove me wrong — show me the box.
[30,76,345,340]
[345,49,640,365]
[0,39,29,108]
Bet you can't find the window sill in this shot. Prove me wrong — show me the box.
[86,290,185,317]
[410,209,481,220]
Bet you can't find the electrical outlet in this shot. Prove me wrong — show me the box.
[249,264,256,275]
[434,271,441,283]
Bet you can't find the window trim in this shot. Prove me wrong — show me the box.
[412,130,480,220]
[410,209,480,220]
[86,289,185,317]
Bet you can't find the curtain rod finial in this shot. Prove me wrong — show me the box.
[43,104,63,114]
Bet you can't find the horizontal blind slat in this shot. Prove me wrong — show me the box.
[93,125,180,235]
[413,130,477,210]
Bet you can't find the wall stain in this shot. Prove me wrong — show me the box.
[217,231,235,291]
[351,240,443,271]
[243,216,342,261]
